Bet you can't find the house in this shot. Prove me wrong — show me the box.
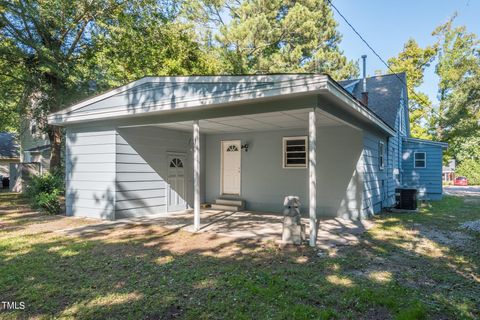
[442,159,456,183]
[48,72,447,246]
[20,118,51,173]
[0,132,20,181]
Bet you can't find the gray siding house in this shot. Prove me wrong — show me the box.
[0,132,20,179]
[48,73,446,245]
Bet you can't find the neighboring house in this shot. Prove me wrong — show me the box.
[442,159,456,182]
[0,132,20,179]
[48,72,447,242]
[20,118,51,173]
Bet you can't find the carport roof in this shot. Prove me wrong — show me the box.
[48,74,395,135]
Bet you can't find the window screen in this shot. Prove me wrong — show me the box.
[283,137,308,168]
[414,152,426,168]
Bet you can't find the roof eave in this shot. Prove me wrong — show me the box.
[47,75,395,136]
[404,137,448,149]
[48,75,331,125]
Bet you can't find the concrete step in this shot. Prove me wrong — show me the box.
[215,198,244,207]
[210,203,240,212]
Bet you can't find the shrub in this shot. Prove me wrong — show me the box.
[26,173,64,215]
[456,159,480,185]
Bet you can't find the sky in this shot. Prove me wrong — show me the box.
[332,0,480,104]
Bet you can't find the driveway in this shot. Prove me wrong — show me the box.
[444,185,480,196]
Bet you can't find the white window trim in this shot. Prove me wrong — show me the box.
[379,141,385,170]
[414,152,426,168]
[283,136,308,169]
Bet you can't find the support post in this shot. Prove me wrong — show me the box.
[309,109,317,247]
[193,120,200,231]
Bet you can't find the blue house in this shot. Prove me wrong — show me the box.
[48,72,446,245]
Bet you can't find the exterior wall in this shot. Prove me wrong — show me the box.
[361,131,388,215]
[0,159,20,177]
[402,140,444,200]
[386,90,409,207]
[205,125,365,219]
[65,126,117,219]
[64,122,395,220]
[115,126,202,218]
[20,118,50,162]
[26,150,51,173]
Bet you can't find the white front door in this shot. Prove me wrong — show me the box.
[221,140,241,195]
[167,154,187,212]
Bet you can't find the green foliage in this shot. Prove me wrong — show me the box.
[190,0,358,78]
[1,192,479,319]
[26,173,64,215]
[456,159,480,185]
[388,39,437,139]
[432,15,480,159]
[0,0,218,167]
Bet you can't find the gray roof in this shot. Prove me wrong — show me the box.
[338,73,406,128]
[0,132,20,159]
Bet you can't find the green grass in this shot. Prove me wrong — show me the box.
[0,193,479,319]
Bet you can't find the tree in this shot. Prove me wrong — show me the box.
[432,15,480,162]
[0,50,22,132]
[189,0,358,79]
[0,0,219,170]
[387,39,437,139]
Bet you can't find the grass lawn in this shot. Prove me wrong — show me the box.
[0,192,479,319]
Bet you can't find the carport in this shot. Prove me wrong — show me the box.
[48,74,394,246]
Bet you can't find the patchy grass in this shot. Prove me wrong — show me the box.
[0,193,478,319]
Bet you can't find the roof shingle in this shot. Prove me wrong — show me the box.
[338,73,406,128]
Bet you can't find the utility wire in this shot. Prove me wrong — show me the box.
[327,0,435,112]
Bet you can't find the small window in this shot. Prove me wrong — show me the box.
[31,121,37,135]
[414,152,426,168]
[283,136,308,168]
[226,145,239,152]
[379,141,385,170]
[169,158,183,168]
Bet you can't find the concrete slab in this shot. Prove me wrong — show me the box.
[59,209,373,249]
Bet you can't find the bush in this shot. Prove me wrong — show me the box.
[26,173,64,215]
[456,159,480,185]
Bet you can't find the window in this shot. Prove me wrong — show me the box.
[169,158,183,168]
[379,141,385,170]
[283,136,308,168]
[30,120,37,135]
[414,152,426,168]
[226,145,239,152]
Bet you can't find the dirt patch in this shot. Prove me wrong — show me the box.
[418,227,473,248]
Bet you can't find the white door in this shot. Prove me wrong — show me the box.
[167,155,187,212]
[221,140,241,195]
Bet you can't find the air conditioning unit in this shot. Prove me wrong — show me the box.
[395,188,418,210]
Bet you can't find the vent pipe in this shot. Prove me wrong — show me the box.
[361,55,368,106]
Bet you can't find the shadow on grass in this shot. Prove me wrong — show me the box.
[0,195,478,319]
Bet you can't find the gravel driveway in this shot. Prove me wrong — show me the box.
[444,185,480,196]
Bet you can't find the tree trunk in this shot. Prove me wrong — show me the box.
[48,125,62,173]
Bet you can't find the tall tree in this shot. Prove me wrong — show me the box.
[387,39,437,139]
[0,0,218,170]
[189,0,358,79]
[432,16,480,161]
[0,47,22,132]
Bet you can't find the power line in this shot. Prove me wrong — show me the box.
[326,0,435,111]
